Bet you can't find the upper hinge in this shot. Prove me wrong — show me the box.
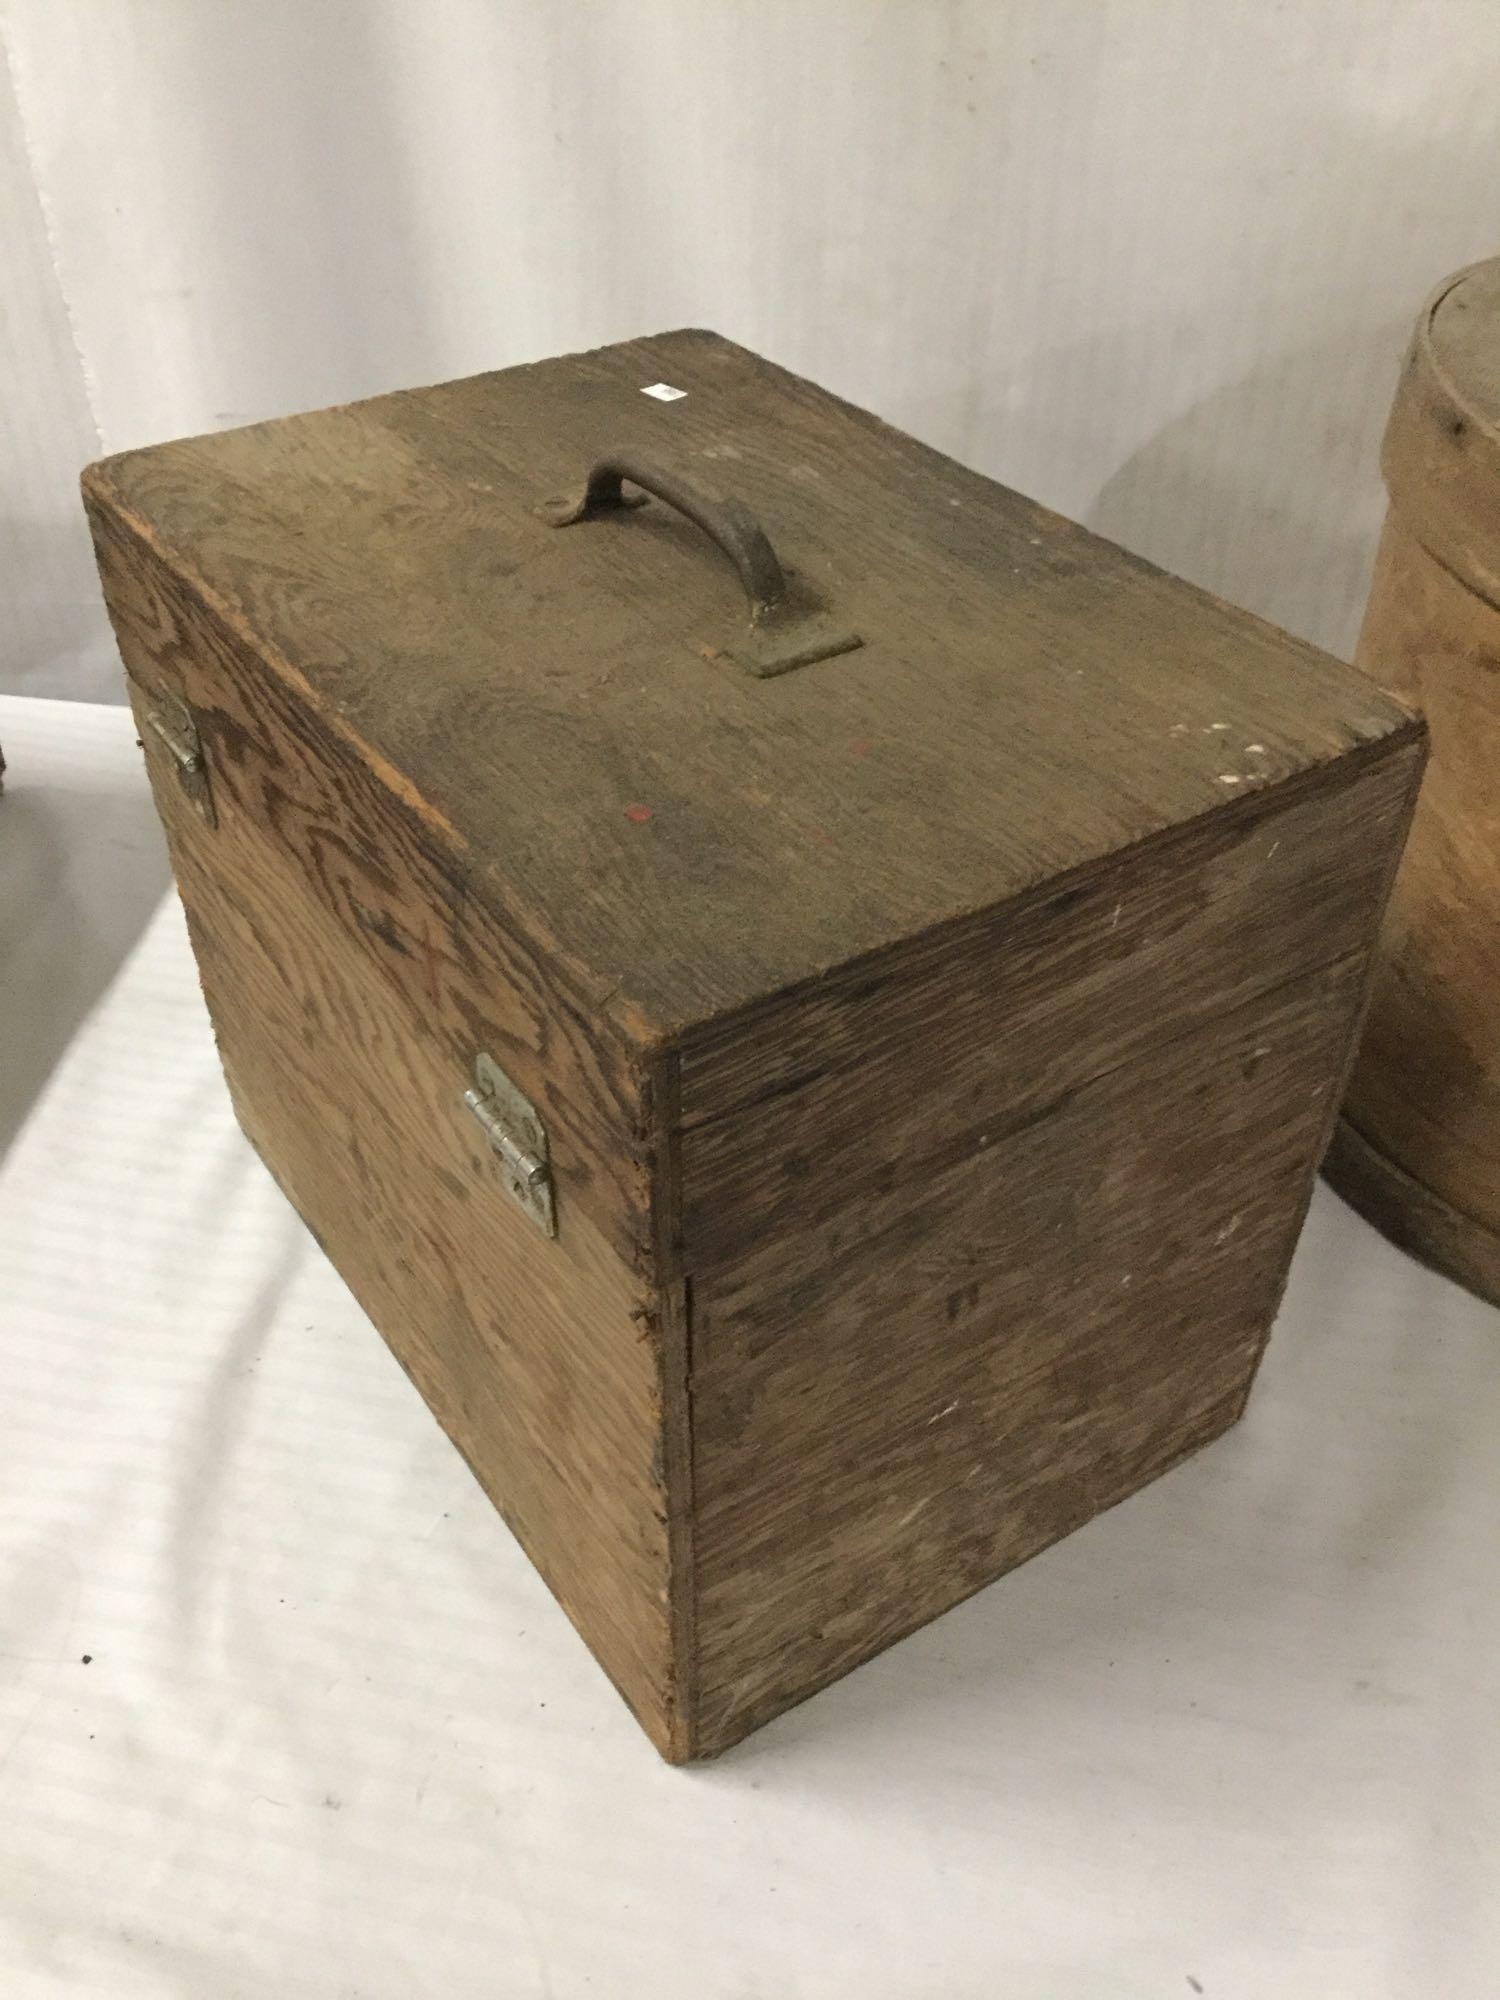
[463,1052,556,1237]
[144,688,216,826]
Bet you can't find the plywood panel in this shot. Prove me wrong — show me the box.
[90,502,687,1754]
[689,955,1371,1754]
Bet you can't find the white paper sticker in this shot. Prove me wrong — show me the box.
[641,382,687,401]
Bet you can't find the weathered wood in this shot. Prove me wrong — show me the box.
[1327,259,1500,1306]
[86,327,1406,1041]
[679,739,1420,1753]
[691,954,1371,1750]
[678,743,1419,1271]
[85,500,687,1755]
[84,329,1422,1760]
[82,498,655,1267]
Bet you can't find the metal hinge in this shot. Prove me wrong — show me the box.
[144,688,216,826]
[463,1052,556,1237]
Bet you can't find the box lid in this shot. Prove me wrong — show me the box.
[89,330,1411,1044]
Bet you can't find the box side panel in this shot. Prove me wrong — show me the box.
[88,498,687,1755]
[680,739,1423,1755]
[678,740,1423,1268]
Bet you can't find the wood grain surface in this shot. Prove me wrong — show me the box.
[1342,523,1500,1207]
[678,744,1419,1271]
[1325,258,1500,1303]
[87,500,689,1755]
[1331,518,1500,1298]
[680,744,1421,1753]
[85,329,1411,1040]
[86,329,1423,1759]
[690,956,1370,1751]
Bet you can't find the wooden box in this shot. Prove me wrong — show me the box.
[84,331,1422,1760]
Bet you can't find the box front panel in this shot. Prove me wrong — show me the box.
[680,744,1422,1754]
[90,502,683,1753]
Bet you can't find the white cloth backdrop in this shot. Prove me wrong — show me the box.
[4,0,1500,700]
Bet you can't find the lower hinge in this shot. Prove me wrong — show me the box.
[463,1052,556,1237]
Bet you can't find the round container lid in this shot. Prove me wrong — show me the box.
[1429,258,1500,428]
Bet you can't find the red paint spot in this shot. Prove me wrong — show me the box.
[849,737,874,758]
[809,825,835,847]
[624,803,654,824]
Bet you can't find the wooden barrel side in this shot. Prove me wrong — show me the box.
[1327,273,1500,1302]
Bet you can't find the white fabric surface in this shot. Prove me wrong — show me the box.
[3,704,1499,1998]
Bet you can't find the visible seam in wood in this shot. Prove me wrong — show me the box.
[670,719,1428,1086]
[647,1045,697,1762]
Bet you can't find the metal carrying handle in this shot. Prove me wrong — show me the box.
[535,453,861,678]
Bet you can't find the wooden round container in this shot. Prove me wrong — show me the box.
[1326,258,1500,1302]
